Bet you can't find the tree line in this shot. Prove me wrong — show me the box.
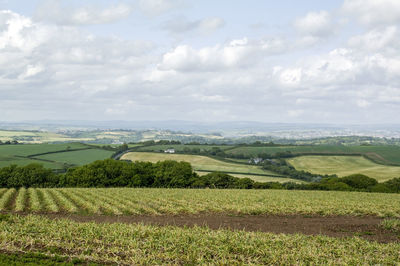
[0,159,399,193]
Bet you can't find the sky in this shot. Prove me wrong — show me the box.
[0,0,400,124]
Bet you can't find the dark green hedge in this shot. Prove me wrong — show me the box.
[0,160,399,193]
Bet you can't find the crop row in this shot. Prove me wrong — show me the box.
[0,214,399,264]
[0,188,400,217]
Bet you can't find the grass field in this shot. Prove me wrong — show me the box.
[227,145,400,165]
[196,171,307,183]
[0,143,113,169]
[0,130,92,143]
[287,156,400,182]
[1,188,399,217]
[0,214,399,265]
[136,144,235,152]
[121,152,285,177]
[33,149,115,166]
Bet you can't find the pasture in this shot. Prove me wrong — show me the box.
[1,188,399,217]
[121,152,286,177]
[0,143,113,170]
[196,171,307,183]
[227,145,400,165]
[287,156,400,182]
[136,144,235,152]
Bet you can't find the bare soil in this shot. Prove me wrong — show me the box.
[30,213,400,243]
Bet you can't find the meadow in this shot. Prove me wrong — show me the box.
[136,144,235,152]
[196,171,306,183]
[227,145,400,165]
[288,156,400,182]
[0,214,398,265]
[121,152,286,178]
[0,143,114,170]
[1,188,399,217]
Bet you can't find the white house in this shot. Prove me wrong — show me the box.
[164,148,175,154]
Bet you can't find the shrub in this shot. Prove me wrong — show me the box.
[340,174,378,189]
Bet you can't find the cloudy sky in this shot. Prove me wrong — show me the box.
[0,0,400,124]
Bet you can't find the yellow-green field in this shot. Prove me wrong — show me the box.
[0,214,399,265]
[121,152,285,177]
[287,156,400,182]
[196,171,306,183]
[1,188,398,217]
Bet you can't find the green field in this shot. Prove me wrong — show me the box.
[121,152,286,177]
[227,145,400,165]
[197,171,307,183]
[33,149,115,166]
[0,143,113,169]
[1,188,398,217]
[136,144,235,152]
[0,214,398,265]
[287,156,400,182]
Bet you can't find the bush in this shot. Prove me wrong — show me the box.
[340,174,378,189]
[369,183,392,193]
[383,178,400,193]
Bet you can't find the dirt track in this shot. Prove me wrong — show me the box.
[34,213,399,243]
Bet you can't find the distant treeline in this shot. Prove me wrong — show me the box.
[0,140,19,145]
[0,159,399,193]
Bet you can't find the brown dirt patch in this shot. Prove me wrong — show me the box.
[30,213,400,243]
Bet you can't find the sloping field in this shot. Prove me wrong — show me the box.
[1,188,399,217]
[121,152,284,177]
[227,145,400,165]
[33,149,114,166]
[287,156,400,181]
[0,143,112,169]
[196,171,306,183]
[136,144,235,152]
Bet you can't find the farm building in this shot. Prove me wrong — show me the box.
[164,148,175,154]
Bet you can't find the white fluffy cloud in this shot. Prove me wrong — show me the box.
[342,0,400,26]
[35,1,132,25]
[294,11,333,37]
[159,37,286,71]
[2,2,400,124]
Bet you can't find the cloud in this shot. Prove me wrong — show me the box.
[162,16,225,34]
[2,5,400,124]
[295,11,333,37]
[138,0,184,16]
[35,0,133,25]
[342,0,400,26]
[159,37,287,72]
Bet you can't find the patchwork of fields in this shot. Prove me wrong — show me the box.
[121,152,288,179]
[1,188,399,217]
[287,156,400,182]
[0,143,114,169]
[226,145,400,165]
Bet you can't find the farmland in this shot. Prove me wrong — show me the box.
[121,152,287,178]
[197,171,307,183]
[226,145,400,165]
[288,156,400,182]
[0,143,114,170]
[0,214,399,265]
[0,188,399,217]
